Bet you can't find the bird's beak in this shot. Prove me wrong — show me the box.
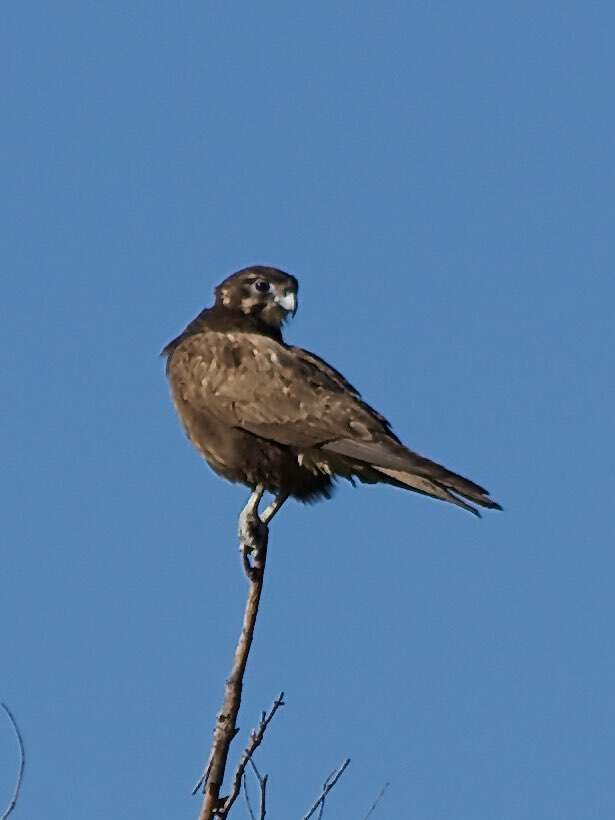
[274,292,297,316]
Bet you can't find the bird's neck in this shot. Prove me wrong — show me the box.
[205,305,285,341]
[162,305,284,359]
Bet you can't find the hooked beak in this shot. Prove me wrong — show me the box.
[274,291,298,316]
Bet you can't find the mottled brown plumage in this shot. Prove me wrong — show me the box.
[163,266,501,516]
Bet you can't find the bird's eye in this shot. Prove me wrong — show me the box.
[254,280,270,293]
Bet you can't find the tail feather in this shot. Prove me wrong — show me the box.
[375,467,483,516]
[323,436,502,515]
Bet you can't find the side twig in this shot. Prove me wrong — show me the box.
[195,523,270,820]
[218,692,284,817]
[242,772,257,820]
[1,703,25,820]
[303,758,351,820]
[362,782,390,819]
[248,759,268,820]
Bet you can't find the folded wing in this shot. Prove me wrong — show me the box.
[168,330,501,515]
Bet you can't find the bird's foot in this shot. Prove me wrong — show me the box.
[238,508,269,552]
[238,484,268,552]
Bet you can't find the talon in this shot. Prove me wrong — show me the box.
[238,509,268,550]
[237,485,267,549]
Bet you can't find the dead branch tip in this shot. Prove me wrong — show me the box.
[303,757,351,820]
[1,703,25,820]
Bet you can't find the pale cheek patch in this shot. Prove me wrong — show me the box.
[240,296,260,314]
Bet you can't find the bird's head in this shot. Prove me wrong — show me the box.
[214,266,299,329]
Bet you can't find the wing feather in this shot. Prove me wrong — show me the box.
[167,329,501,514]
[169,331,390,448]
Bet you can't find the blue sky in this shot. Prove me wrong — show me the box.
[1,2,613,818]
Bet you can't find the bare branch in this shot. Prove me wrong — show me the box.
[258,775,268,819]
[316,768,337,820]
[1,703,25,820]
[249,759,268,820]
[303,758,351,820]
[362,782,390,819]
[192,747,215,796]
[196,501,271,820]
[242,772,257,820]
[218,693,284,816]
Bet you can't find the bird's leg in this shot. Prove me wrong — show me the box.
[260,493,289,526]
[239,490,288,581]
[238,484,268,552]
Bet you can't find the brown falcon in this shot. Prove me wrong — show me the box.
[163,266,501,545]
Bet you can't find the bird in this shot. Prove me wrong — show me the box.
[163,266,501,547]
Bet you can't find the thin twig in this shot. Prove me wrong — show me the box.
[192,746,216,795]
[303,758,351,820]
[243,772,257,820]
[218,693,284,816]
[317,767,337,820]
[249,759,268,820]
[196,506,270,820]
[362,782,390,819]
[1,703,25,820]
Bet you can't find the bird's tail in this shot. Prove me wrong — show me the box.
[375,466,499,517]
[323,437,502,516]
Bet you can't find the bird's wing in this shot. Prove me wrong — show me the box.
[290,346,501,511]
[168,331,389,448]
[168,330,501,513]
[288,346,400,439]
